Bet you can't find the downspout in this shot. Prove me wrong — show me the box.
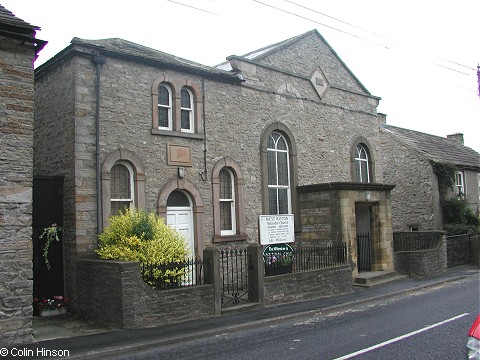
[93,55,106,235]
[201,77,207,181]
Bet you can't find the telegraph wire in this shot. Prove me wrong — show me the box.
[254,0,476,77]
[166,0,219,16]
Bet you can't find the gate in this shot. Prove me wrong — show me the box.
[33,177,64,311]
[357,233,371,272]
[447,234,471,267]
[220,248,252,308]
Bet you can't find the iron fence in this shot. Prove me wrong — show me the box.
[141,258,208,290]
[393,232,442,252]
[220,248,251,308]
[264,242,349,276]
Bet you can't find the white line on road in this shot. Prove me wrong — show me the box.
[333,313,470,360]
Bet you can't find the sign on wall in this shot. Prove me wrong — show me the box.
[259,214,294,245]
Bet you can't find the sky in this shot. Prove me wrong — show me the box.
[3,0,480,153]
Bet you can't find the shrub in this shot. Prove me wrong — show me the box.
[441,196,480,235]
[96,209,188,285]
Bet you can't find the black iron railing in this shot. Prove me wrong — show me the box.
[264,243,349,276]
[141,258,208,290]
[393,232,442,252]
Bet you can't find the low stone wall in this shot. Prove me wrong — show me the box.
[394,236,447,277]
[264,265,352,306]
[77,257,214,329]
[471,235,479,267]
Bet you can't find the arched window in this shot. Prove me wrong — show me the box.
[219,168,236,235]
[180,87,194,133]
[212,158,246,242]
[267,132,291,214]
[158,84,172,130]
[355,144,371,183]
[110,161,134,216]
[102,149,146,229]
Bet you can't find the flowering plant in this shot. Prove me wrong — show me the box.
[39,223,62,270]
[264,253,293,267]
[33,295,70,311]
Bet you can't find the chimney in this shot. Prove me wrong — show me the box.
[447,133,464,145]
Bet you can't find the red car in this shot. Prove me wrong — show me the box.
[467,314,480,359]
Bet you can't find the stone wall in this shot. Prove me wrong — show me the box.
[394,233,447,277]
[380,128,440,231]
[0,35,35,345]
[264,265,352,306]
[76,257,214,329]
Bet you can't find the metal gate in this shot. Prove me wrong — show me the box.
[357,233,371,272]
[220,248,252,308]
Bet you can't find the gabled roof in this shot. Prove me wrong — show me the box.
[0,4,39,31]
[382,124,480,170]
[216,29,371,95]
[37,37,240,83]
[0,4,46,55]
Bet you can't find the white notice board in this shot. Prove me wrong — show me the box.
[259,214,294,245]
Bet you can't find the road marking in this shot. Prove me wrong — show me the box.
[333,313,469,360]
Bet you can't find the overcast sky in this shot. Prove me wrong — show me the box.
[4,0,479,152]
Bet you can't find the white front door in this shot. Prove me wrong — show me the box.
[166,206,194,258]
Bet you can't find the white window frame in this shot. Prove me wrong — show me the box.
[267,132,291,215]
[158,84,173,131]
[180,88,194,133]
[219,168,236,235]
[355,144,370,183]
[110,161,134,214]
[456,171,465,196]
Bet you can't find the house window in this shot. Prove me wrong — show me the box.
[355,144,371,183]
[267,132,291,214]
[212,159,246,242]
[158,84,172,130]
[456,171,465,196]
[219,168,236,235]
[181,88,194,133]
[110,161,134,216]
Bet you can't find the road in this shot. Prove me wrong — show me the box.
[106,276,479,360]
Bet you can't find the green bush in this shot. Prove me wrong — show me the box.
[441,196,480,235]
[96,209,189,286]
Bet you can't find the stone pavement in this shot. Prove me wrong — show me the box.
[24,265,479,359]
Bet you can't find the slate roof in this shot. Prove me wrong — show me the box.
[215,29,371,95]
[37,37,239,82]
[0,4,39,32]
[382,124,480,170]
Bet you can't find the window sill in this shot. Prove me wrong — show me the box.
[213,234,248,243]
[151,129,205,140]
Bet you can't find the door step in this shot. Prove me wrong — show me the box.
[221,302,262,315]
[354,271,408,288]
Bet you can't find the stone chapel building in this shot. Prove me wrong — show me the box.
[0,4,46,346]
[33,30,396,307]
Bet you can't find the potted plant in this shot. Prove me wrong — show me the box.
[264,253,293,276]
[33,295,70,317]
[39,223,62,270]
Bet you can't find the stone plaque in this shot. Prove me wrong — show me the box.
[167,144,192,166]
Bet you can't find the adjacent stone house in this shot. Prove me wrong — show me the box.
[0,5,45,346]
[34,29,397,310]
[380,124,480,231]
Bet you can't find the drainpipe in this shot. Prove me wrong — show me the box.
[93,55,106,235]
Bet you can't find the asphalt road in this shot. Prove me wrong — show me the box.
[106,276,479,360]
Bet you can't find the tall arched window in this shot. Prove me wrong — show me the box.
[158,84,172,130]
[355,144,370,183]
[180,87,194,133]
[267,132,291,214]
[110,161,134,215]
[219,168,236,235]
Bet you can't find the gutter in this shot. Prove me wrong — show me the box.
[93,55,106,235]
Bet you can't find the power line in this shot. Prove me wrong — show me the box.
[166,0,219,16]
[254,0,476,76]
